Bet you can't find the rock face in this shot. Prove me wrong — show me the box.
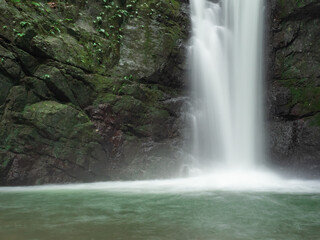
[0,0,190,185]
[268,0,320,177]
[2,0,319,185]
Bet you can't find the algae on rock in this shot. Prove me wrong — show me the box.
[0,0,189,185]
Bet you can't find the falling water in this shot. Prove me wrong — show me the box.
[190,0,265,170]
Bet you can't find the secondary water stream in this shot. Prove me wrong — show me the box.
[0,1,320,239]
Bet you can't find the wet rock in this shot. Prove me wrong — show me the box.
[268,0,320,176]
[0,101,109,185]
[0,0,189,185]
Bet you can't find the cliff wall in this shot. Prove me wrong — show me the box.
[268,0,320,177]
[0,0,189,185]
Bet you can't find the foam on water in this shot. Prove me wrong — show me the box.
[1,169,320,194]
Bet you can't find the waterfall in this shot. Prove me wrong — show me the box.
[190,0,264,170]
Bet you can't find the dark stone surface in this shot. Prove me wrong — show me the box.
[0,0,190,185]
[2,0,319,185]
[268,0,320,177]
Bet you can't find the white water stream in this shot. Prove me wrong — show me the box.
[190,0,264,170]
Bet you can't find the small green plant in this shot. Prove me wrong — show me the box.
[31,1,41,7]
[55,27,61,33]
[42,74,51,79]
[20,21,30,28]
[117,9,129,17]
[123,75,133,81]
[96,16,103,22]
[16,32,25,38]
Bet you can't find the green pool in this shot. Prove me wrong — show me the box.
[1,172,320,240]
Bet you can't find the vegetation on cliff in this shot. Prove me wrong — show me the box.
[0,0,189,185]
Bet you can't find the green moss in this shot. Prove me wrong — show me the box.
[118,84,147,100]
[277,0,307,17]
[24,101,69,115]
[24,77,51,99]
[140,84,164,102]
[280,73,320,117]
[147,107,170,120]
[112,95,145,114]
[23,101,92,140]
[279,45,320,117]
[1,125,39,154]
[295,0,306,8]
[309,113,320,127]
[0,76,13,106]
[290,87,320,114]
[94,93,119,105]
[4,86,39,113]
[0,156,10,172]
[91,75,117,93]
[163,24,182,49]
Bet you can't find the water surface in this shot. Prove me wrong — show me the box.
[1,172,320,240]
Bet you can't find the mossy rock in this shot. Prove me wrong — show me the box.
[24,77,51,100]
[33,64,92,107]
[94,93,119,106]
[0,0,188,184]
[23,101,93,140]
[0,74,13,106]
[0,45,24,81]
[3,86,40,115]
[112,95,145,114]
[118,83,147,100]
[276,0,315,17]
